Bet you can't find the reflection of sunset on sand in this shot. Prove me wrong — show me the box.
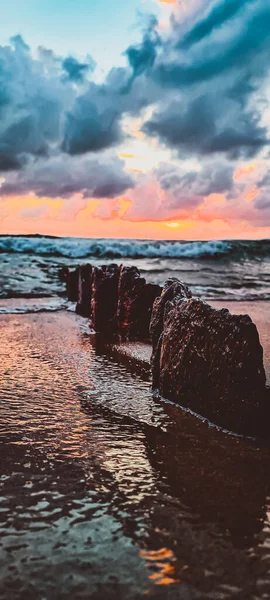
[1,311,270,597]
[140,548,180,587]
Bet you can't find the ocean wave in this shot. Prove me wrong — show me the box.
[0,236,270,260]
[0,296,68,314]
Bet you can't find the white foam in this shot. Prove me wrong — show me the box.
[0,236,232,259]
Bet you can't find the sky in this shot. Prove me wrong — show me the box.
[0,0,270,240]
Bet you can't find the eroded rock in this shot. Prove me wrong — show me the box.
[91,264,120,334]
[150,278,192,388]
[117,265,162,340]
[76,264,93,318]
[153,291,269,436]
[64,267,80,302]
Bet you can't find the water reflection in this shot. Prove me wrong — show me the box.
[1,312,270,599]
[140,548,180,587]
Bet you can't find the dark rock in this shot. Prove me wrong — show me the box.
[91,264,120,334]
[58,266,70,284]
[117,265,162,340]
[76,264,93,318]
[154,292,270,436]
[65,268,80,302]
[150,278,192,388]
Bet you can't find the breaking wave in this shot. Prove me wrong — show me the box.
[0,235,270,260]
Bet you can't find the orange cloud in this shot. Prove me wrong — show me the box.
[244,188,260,202]
[203,194,226,208]
[119,153,136,159]
[1,188,270,241]
[233,162,257,181]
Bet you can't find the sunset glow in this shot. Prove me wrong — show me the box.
[0,0,270,240]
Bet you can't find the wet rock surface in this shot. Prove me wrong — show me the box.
[63,263,161,341]
[61,266,270,436]
[76,264,93,318]
[60,266,79,302]
[117,266,162,341]
[91,264,120,334]
[150,278,192,388]
[153,293,270,436]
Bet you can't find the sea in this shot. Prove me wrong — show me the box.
[1,234,270,313]
[1,235,270,599]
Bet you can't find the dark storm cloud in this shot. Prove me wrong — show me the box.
[62,56,96,82]
[0,35,71,173]
[62,87,124,154]
[0,154,22,172]
[0,32,146,201]
[159,0,270,88]
[0,34,137,176]
[0,154,134,199]
[144,95,268,159]
[125,16,160,78]
[1,0,270,206]
[61,59,157,155]
[178,0,257,50]
[156,161,234,197]
[143,0,270,158]
[255,196,270,211]
[62,18,162,158]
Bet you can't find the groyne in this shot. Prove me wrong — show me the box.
[60,264,270,437]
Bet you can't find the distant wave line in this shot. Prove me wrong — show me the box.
[0,236,270,260]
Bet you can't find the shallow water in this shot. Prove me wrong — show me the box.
[1,236,270,308]
[1,312,270,599]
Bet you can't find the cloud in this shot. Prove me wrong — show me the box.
[123,159,235,221]
[56,197,87,221]
[1,0,270,234]
[20,202,49,220]
[179,0,256,50]
[156,160,234,196]
[0,154,135,199]
[125,16,160,79]
[92,199,122,220]
[255,195,270,211]
[144,95,268,159]
[3,1,270,169]
[0,35,134,172]
[0,35,73,172]
[164,0,270,86]
[62,84,124,154]
[62,55,96,83]
[142,0,270,158]
[62,18,162,158]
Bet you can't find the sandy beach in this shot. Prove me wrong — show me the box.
[1,308,270,599]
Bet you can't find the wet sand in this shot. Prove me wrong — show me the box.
[1,310,270,600]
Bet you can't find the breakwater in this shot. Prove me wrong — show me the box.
[61,264,270,438]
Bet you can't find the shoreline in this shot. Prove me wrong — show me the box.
[1,296,269,387]
[2,305,270,431]
[2,310,270,597]
[1,283,270,437]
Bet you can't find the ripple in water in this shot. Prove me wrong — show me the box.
[1,311,270,599]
